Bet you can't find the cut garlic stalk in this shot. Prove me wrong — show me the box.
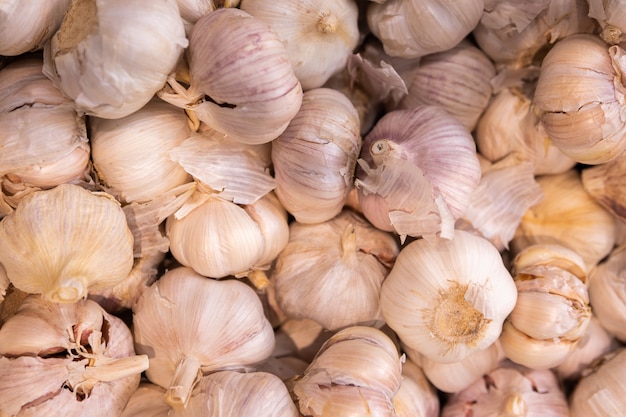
[0,184,134,303]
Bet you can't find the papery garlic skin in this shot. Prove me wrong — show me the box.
[582,153,626,222]
[380,230,517,363]
[393,359,440,417]
[0,184,134,303]
[43,0,188,119]
[534,33,626,164]
[367,0,484,59]
[272,88,361,224]
[588,0,626,44]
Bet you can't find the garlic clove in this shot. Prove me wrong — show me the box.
[393,358,440,417]
[121,383,170,417]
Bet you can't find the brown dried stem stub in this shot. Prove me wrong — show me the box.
[56,0,99,54]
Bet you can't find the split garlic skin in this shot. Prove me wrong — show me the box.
[380,230,517,364]
[0,184,135,303]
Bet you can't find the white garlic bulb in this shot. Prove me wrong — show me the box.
[42,0,188,119]
[587,0,626,44]
[534,33,626,164]
[367,0,484,59]
[393,359,440,417]
[132,267,275,409]
[240,0,360,90]
[582,152,626,222]
[272,88,361,224]
[271,209,399,331]
[176,0,240,27]
[380,230,517,364]
[0,184,134,303]
[355,105,481,241]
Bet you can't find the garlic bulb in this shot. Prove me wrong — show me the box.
[90,98,192,204]
[587,0,626,44]
[500,243,592,369]
[355,105,481,241]
[271,209,399,331]
[291,326,403,417]
[582,153,626,222]
[533,33,626,164]
[42,0,188,119]
[0,0,70,56]
[397,40,495,131]
[0,184,134,303]
[511,169,617,271]
[441,362,570,417]
[132,267,275,409]
[367,0,484,59]
[588,243,626,341]
[393,359,440,417]
[0,57,90,215]
[380,230,517,364]
[0,295,148,416]
[161,8,303,145]
[473,0,597,66]
[240,0,360,90]
[272,88,361,224]
[121,384,170,417]
[570,348,626,417]
[176,0,240,27]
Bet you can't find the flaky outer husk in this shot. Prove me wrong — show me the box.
[582,152,626,222]
[587,0,626,44]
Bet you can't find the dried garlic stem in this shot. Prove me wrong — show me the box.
[165,356,202,409]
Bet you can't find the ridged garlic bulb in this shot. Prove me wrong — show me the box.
[587,0,626,44]
[42,0,188,119]
[380,230,517,364]
[240,0,360,90]
[393,359,440,417]
[355,105,481,241]
[132,267,275,409]
[0,184,134,303]
[367,0,484,59]
[534,33,626,164]
[271,209,399,331]
[272,88,361,224]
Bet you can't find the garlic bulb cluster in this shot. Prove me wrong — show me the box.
[42,0,188,119]
[367,0,484,59]
[240,0,360,90]
[441,362,570,417]
[0,57,90,216]
[355,105,481,241]
[587,0,626,44]
[0,295,148,416]
[132,267,275,409]
[272,88,361,224]
[271,209,399,331]
[0,184,134,303]
[534,33,626,165]
[291,326,403,416]
[161,8,303,145]
[500,244,591,369]
[380,230,517,364]
[0,0,70,56]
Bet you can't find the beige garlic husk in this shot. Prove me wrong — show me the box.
[587,0,626,44]
[456,154,544,251]
[511,169,617,271]
[396,40,495,131]
[500,243,592,369]
[132,267,275,410]
[367,0,484,59]
[393,358,440,417]
[166,188,288,281]
[404,339,506,394]
[533,33,626,164]
[441,362,570,417]
[272,88,361,224]
[0,0,70,56]
[42,0,188,119]
[582,152,626,222]
[0,57,91,216]
[570,348,626,417]
[588,243,626,342]
[122,371,298,417]
[291,326,403,417]
[159,8,303,145]
[474,80,576,176]
[0,295,148,416]
[240,0,360,90]
[555,315,619,381]
[473,0,597,67]
[0,184,134,303]
[380,230,517,364]
[90,98,192,204]
[355,105,481,241]
[271,209,399,331]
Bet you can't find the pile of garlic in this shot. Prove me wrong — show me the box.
[1,0,626,416]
